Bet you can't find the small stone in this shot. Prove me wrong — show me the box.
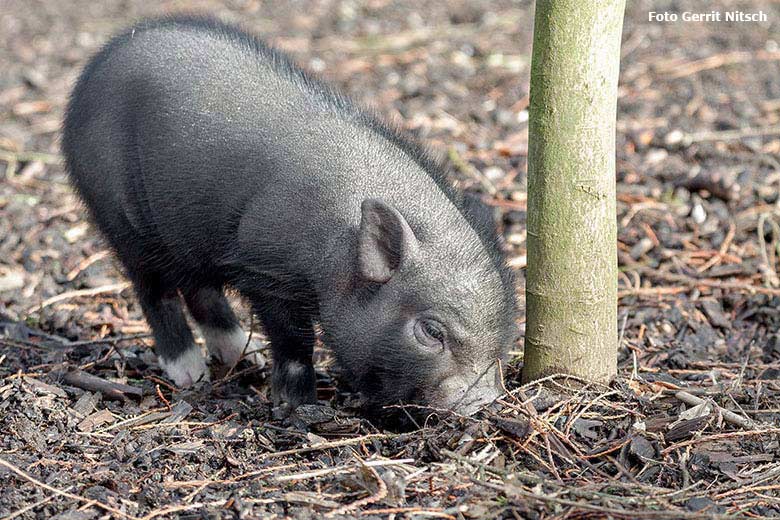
[629,435,656,460]
[691,203,706,224]
[0,267,24,292]
[685,497,723,513]
[664,129,685,146]
[290,404,337,426]
[700,299,730,328]
[630,237,654,259]
[496,109,516,126]
[645,148,668,165]
[64,222,89,243]
[483,166,504,181]
[516,110,529,123]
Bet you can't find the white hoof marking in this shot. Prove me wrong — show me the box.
[158,345,210,388]
[201,326,267,368]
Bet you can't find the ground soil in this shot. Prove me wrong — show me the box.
[1,0,779,518]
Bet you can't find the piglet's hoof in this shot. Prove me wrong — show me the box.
[158,346,210,388]
[202,326,267,369]
[240,337,267,368]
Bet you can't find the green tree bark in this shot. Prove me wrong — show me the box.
[523,0,625,383]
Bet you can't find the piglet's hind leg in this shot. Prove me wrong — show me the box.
[137,283,209,387]
[184,286,266,368]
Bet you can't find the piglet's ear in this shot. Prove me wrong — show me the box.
[357,198,418,284]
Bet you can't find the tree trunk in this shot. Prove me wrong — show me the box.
[523,0,625,383]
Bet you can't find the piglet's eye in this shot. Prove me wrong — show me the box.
[414,319,446,351]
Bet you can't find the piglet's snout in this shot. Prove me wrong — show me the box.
[437,368,503,416]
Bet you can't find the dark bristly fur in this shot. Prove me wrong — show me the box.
[62,16,517,415]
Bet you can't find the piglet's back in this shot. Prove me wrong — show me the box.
[64,18,476,265]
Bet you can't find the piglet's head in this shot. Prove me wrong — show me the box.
[322,198,517,417]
